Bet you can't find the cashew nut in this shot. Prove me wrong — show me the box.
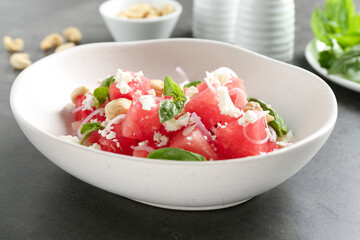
[63,27,82,43]
[55,42,75,53]
[3,36,24,52]
[150,79,164,97]
[118,3,163,19]
[161,3,175,16]
[243,101,262,112]
[243,101,274,123]
[105,98,132,120]
[10,53,31,70]
[71,86,90,104]
[40,33,64,50]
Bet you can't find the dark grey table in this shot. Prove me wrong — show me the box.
[1,0,360,239]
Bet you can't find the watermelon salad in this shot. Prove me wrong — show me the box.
[60,67,293,161]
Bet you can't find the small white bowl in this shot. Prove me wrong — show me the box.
[10,39,337,210]
[99,0,182,42]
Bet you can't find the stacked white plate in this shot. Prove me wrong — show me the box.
[192,0,240,43]
[235,0,295,62]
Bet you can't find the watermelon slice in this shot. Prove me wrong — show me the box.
[169,127,219,160]
[216,117,276,159]
[109,75,151,100]
[122,96,162,140]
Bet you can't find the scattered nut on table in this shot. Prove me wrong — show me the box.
[10,53,31,70]
[71,86,90,104]
[105,98,132,120]
[40,33,64,50]
[63,27,82,43]
[150,79,164,97]
[118,2,174,19]
[3,36,24,52]
[55,42,76,52]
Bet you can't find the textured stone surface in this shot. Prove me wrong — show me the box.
[1,0,360,239]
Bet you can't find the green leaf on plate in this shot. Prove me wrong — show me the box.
[93,86,109,108]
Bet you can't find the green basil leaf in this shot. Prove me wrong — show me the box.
[319,49,336,68]
[163,75,185,100]
[328,44,360,81]
[147,147,206,161]
[311,7,334,46]
[159,100,185,123]
[183,81,202,89]
[248,97,289,138]
[80,122,104,144]
[101,75,115,88]
[93,86,109,108]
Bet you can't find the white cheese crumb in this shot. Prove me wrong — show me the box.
[186,136,193,141]
[205,71,221,88]
[114,69,133,94]
[101,117,110,127]
[90,118,98,123]
[89,143,101,150]
[138,140,149,146]
[82,92,94,111]
[213,68,233,86]
[59,135,80,144]
[204,135,208,140]
[185,86,199,99]
[134,89,142,96]
[186,142,191,145]
[163,112,191,132]
[217,86,241,118]
[139,95,156,111]
[238,110,258,126]
[153,131,169,147]
[277,130,293,148]
[106,131,116,140]
[148,89,156,96]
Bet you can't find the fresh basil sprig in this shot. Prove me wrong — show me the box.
[93,86,109,108]
[159,75,187,123]
[101,75,115,88]
[183,81,202,89]
[147,147,206,161]
[248,97,289,138]
[80,122,104,144]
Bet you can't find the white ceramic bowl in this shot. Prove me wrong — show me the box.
[10,39,337,211]
[99,0,182,42]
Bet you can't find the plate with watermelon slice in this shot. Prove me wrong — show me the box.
[10,39,337,210]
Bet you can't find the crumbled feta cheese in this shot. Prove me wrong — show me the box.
[101,117,110,127]
[163,112,191,132]
[89,143,101,150]
[187,142,191,145]
[116,142,120,148]
[106,131,116,140]
[82,92,93,111]
[59,135,80,144]
[116,80,132,94]
[133,71,144,79]
[205,71,221,87]
[204,135,208,140]
[238,110,258,126]
[148,89,156,96]
[213,68,233,86]
[277,130,293,148]
[153,131,169,147]
[114,69,134,94]
[186,136,193,141]
[90,118,98,123]
[217,86,241,118]
[185,86,199,99]
[134,89,142,96]
[138,140,148,146]
[139,95,156,111]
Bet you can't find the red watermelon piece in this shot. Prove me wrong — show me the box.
[216,116,274,159]
[169,127,219,160]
